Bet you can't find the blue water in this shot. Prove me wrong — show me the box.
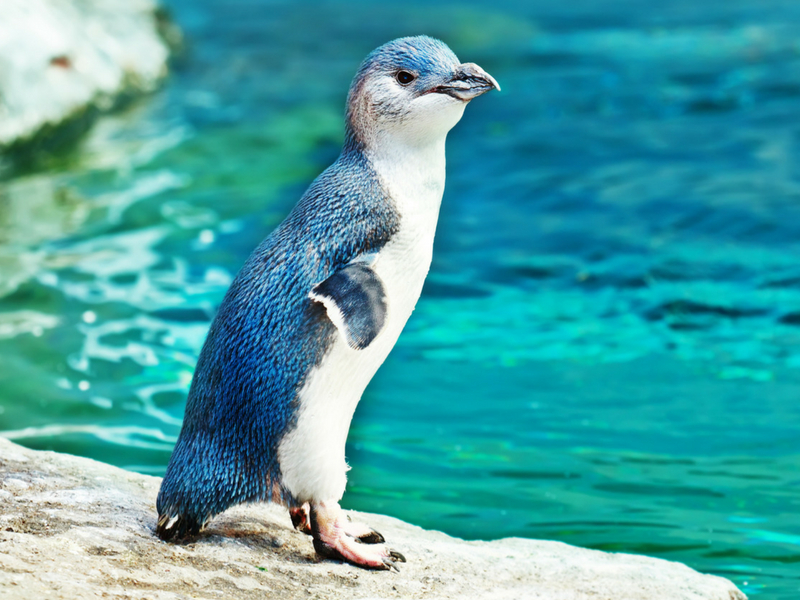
[1,0,799,596]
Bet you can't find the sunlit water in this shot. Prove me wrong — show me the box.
[1,0,799,596]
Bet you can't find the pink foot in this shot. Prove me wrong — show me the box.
[290,503,312,535]
[309,501,405,570]
[290,502,385,544]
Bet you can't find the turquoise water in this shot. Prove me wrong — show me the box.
[1,0,800,596]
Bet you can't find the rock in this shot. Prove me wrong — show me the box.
[0,437,746,600]
[0,0,178,156]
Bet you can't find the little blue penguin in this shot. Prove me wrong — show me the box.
[156,35,498,570]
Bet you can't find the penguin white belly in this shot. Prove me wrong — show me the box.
[277,137,448,503]
[277,223,435,502]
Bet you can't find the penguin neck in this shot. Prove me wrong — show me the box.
[356,131,448,230]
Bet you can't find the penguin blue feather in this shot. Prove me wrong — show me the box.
[156,150,398,535]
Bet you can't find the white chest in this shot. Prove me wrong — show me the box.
[371,138,446,325]
[277,141,447,503]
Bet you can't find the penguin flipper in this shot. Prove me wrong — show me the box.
[310,261,387,350]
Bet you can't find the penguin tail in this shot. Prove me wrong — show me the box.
[155,473,207,541]
[156,508,204,541]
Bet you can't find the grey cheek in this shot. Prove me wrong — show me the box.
[373,97,411,123]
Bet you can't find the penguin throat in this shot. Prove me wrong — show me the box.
[366,133,447,229]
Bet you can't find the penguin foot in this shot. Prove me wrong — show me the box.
[291,502,384,544]
[310,501,405,570]
[290,504,312,535]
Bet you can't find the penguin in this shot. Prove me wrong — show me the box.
[156,35,498,570]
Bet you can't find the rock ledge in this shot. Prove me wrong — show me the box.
[0,438,746,600]
[0,0,177,157]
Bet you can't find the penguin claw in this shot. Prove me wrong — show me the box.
[380,550,406,572]
[389,549,406,563]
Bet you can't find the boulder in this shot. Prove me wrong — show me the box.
[0,437,746,599]
[0,0,177,154]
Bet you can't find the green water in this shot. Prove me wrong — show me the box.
[1,0,799,596]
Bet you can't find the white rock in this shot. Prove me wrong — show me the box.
[0,437,746,600]
[0,0,173,148]
[3,477,30,490]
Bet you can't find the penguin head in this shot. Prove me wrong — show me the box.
[346,36,499,149]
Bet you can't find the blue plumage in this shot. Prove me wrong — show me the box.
[156,148,399,538]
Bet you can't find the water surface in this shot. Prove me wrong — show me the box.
[1,0,799,597]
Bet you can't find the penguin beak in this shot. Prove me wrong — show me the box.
[433,63,501,101]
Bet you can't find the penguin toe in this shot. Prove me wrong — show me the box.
[342,514,385,544]
[312,537,400,570]
[354,529,385,544]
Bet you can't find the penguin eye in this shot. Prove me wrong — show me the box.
[395,71,416,86]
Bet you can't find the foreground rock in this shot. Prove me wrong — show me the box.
[0,0,177,154]
[0,438,745,600]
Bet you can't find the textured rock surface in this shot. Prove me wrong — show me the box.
[0,437,746,600]
[0,0,175,150]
